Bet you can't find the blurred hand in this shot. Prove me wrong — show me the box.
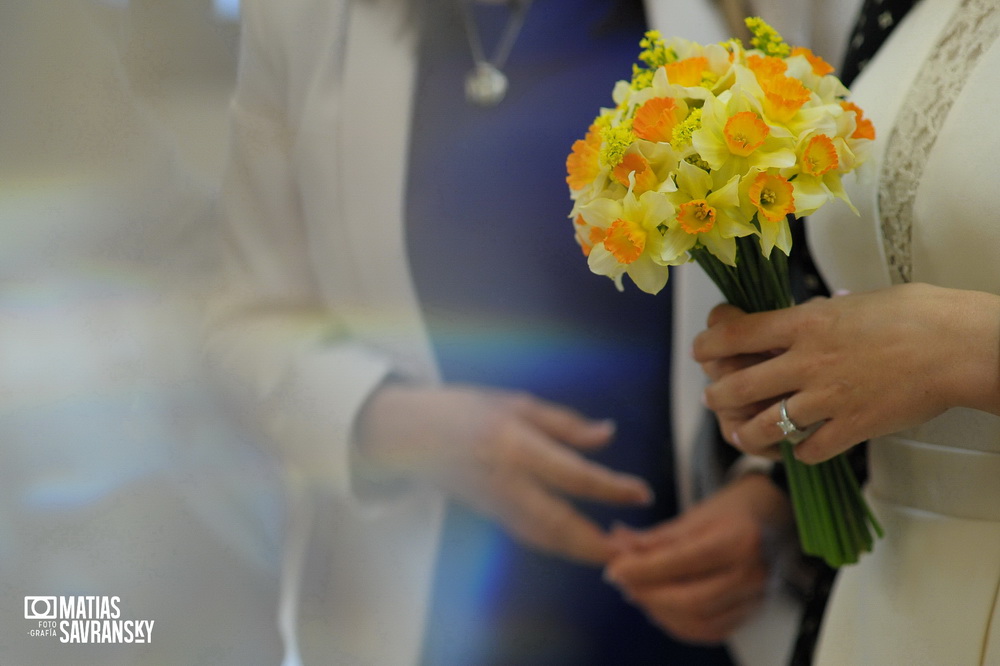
[604,474,792,644]
[355,384,654,564]
[693,283,1000,463]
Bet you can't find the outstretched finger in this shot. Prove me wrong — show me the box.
[519,396,617,451]
[606,523,737,587]
[508,426,654,506]
[491,476,616,564]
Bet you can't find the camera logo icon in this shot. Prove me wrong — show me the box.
[24,597,57,620]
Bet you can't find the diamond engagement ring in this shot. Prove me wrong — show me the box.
[777,398,809,443]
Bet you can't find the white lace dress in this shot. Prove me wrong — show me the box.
[806,0,1000,662]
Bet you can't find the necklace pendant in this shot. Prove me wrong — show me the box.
[465,62,508,107]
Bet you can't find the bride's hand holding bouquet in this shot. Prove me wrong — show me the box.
[696,285,1000,464]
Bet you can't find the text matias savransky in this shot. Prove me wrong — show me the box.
[24,595,155,644]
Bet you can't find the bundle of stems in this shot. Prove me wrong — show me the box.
[690,230,883,567]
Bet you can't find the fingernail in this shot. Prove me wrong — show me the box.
[608,524,632,554]
[610,521,641,547]
[732,430,743,449]
[833,289,851,297]
[600,419,617,436]
[700,390,708,407]
[610,520,632,536]
[632,483,655,506]
[637,481,656,506]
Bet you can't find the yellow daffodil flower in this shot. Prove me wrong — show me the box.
[788,132,857,216]
[790,47,834,76]
[612,152,660,194]
[742,168,795,256]
[661,160,755,265]
[692,88,797,182]
[633,96,688,144]
[844,102,875,140]
[566,123,603,191]
[578,188,675,294]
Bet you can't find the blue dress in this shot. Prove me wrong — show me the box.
[406,1,734,663]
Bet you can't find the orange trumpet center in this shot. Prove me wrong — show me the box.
[633,97,685,144]
[749,172,795,223]
[604,217,647,264]
[665,56,708,87]
[724,111,769,157]
[802,134,839,176]
[677,200,717,235]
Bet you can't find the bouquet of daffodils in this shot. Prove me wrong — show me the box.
[566,19,881,567]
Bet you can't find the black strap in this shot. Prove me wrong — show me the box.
[840,0,920,86]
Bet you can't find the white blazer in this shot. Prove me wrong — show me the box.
[209,2,441,665]
[209,1,858,664]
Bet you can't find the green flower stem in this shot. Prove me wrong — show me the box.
[823,456,854,565]
[830,454,866,559]
[837,452,885,541]
[778,442,806,539]
[780,441,817,553]
[806,457,839,564]
[689,224,882,568]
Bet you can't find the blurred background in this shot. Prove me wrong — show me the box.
[0,1,288,663]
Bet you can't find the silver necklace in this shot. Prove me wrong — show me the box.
[458,0,533,106]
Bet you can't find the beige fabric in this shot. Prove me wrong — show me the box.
[808,0,1000,662]
[870,437,1000,521]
